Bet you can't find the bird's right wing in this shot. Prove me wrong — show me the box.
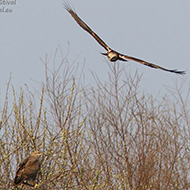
[63,2,110,51]
[119,54,185,75]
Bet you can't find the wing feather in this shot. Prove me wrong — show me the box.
[14,157,29,185]
[63,2,109,51]
[119,54,185,75]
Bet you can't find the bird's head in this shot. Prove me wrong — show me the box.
[31,151,42,158]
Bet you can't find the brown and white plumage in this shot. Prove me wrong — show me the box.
[63,2,185,75]
[12,151,42,187]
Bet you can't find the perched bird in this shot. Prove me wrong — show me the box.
[12,151,42,188]
[63,2,185,75]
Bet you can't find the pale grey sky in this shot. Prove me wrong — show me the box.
[0,0,190,98]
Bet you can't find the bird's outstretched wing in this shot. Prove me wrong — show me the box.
[119,54,185,75]
[63,2,109,51]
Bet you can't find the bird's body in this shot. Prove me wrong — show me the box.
[63,2,185,75]
[12,151,42,187]
[107,50,120,62]
[103,49,127,62]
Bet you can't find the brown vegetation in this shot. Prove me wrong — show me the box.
[0,54,190,189]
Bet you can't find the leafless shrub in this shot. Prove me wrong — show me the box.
[85,62,190,190]
[0,53,190,189]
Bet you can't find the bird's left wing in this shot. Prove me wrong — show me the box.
[63,2,110,51]
[16,157,29,173]
[13,157,29,185]
[119,54,185,75]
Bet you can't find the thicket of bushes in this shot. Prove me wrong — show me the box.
[0,54,190,190]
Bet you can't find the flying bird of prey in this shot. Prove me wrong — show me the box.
[12,151,42,188]
[63,3,185,75]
